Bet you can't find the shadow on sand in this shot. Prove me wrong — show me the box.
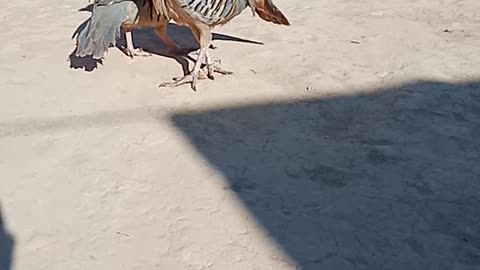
[0,204,14,270]
[170,80,480,269]
[0,76,478,269]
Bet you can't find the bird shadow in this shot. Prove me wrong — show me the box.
[68,3,264,72]
[78,3,94,12]
[0,203,14,270]
[68,49,104,72]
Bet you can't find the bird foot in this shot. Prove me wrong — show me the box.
[205,62,233,80]
[158,65,232,91]
[159,73,199,91]
[122,47,152,58]
[158,47,230,91]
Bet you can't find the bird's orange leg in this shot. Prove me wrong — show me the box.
[158,24,231,91]
[159,47,206,91]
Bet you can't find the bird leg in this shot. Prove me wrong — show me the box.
[205,50,232,80]
[123,31,152,58]
[154,25,218,55]
[158,48,229,90]
[186,46,231,80]
[159,47,207,91]
[158,24,231,91]
[154,25,189,55]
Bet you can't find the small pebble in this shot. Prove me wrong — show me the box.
[377,71,390,79]
[370,10,385,16]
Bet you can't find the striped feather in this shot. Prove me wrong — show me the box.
[176,0,252,25]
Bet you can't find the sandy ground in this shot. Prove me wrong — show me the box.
[1,0,480,269]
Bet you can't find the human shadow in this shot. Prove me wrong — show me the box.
[69,2,263,72]
[0,204,14,270]
[170,80,480,269]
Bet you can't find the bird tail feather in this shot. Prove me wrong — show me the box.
[75,2,133,59]
[254,0,290,26]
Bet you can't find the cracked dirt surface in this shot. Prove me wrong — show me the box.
[0,0,479,269]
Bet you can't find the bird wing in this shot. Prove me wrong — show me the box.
[253,0,289,25]
[75,0,139,59]
[148,0,173,20]
[173,0,255,26]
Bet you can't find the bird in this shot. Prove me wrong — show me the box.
[155,0,290,91]
[75,0,183,60]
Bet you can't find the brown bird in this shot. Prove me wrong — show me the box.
[75,0,183,59]
[154,0,290,91]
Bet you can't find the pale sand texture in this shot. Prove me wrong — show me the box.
[0,0,480,269]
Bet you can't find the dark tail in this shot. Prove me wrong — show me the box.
[75,1,134,59]
[254,0,290,26]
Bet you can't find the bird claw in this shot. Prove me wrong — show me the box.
[122,47,152,58]
[206,62,233,80]
[159,46,231,91]
[198,69,208,80]
[158,63,233,91]
[159,73,198,91]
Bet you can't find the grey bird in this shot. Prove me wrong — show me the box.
[75,0,181,59]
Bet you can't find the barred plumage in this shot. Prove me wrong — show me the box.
[178,0,249,25]
[157,0,290,90]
